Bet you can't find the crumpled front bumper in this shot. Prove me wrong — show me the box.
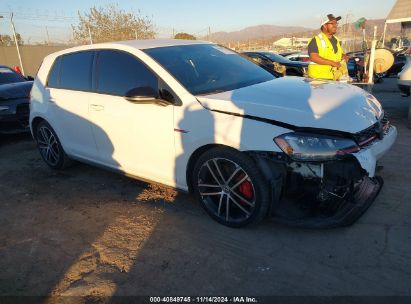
[271,126,396,228]
[273,175,383,228]
[352,126,397,177]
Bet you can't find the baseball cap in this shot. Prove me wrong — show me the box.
[321,14,342,26]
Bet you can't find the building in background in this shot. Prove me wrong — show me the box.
[273,37,310,49]
[383,0,411,48]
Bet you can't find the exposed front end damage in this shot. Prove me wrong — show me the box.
[249,119,397,228]
[280,158,382,228]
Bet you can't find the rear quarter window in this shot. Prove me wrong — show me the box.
[47,57,62,88]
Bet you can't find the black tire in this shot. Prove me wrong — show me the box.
[192,147,270,228]
[35,121,70,169]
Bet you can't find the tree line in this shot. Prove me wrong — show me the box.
[71,4,196,44]
[1,5,197,46]
[0,34,23,46]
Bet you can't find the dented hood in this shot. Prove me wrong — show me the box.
[196,77,383,134]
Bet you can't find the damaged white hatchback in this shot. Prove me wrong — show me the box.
[30,40,397,228]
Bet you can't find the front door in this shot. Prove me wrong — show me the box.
[88,50,176,185]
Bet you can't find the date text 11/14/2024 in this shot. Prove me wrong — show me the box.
[149,297,258,303]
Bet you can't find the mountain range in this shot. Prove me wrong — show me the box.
[205,19,401,44]
[208,25,312,44]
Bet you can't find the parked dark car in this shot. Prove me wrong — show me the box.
[386,53,407,76]
[283,52,311,63]
[347,55,365,81]
[0,65,33,134]
[240,53,282,77]
[242,52,308,76]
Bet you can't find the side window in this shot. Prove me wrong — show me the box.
[260,57,272,65]
[96,50,158,96]
[247,54,260,61]
[60,51,94,91]
[47,56,61,88]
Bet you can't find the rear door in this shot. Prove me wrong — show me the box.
[46,51,98,159]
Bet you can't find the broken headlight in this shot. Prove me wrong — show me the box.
[274,132,360,161]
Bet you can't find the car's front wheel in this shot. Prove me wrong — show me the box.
[193,147,270,227]
[35,121,69,169]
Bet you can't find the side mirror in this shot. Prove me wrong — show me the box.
[125,86,158,102]
[124,86,170,106]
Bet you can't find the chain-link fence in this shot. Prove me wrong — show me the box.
[1,9,410,75]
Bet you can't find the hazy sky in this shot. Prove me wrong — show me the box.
[0,0,397,42]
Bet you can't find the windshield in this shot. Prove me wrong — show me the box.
[260,52,291,64]
[144,44,274,95]
[0,67,26,85]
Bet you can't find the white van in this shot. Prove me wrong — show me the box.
[30,39,397,228]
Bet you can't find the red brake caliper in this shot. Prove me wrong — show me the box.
[236,173,254,202]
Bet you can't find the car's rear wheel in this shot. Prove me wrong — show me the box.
[193,147,270,227]
[35,121,69,169]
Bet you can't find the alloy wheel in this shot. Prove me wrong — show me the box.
[36,125,61,166]
[197,157,256,224]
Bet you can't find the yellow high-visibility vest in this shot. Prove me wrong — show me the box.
[308,33,343,80]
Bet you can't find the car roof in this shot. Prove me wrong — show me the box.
[47,39,212,57]
[116,39,211,49]
[43,39,214,62]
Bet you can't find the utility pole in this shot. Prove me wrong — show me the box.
[134,29,138,40]
[0,16,3,45]
[87,25,93,44]
[71,28,75,44]
[344,14,349,38]
[10,13,25,76]
[46,26,50,45]
[382,23,387,47]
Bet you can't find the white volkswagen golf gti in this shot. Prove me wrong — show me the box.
[30,39,397,228]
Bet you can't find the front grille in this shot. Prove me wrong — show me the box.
[353,112,390,146]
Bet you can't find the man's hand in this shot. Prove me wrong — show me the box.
[310,53,341,68]
[331,61,341,68]
[342,54,350,62]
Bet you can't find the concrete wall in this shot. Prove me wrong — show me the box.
[0,45,73,76]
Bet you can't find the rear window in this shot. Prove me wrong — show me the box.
[59,51,94,91]
[0,67,26,85]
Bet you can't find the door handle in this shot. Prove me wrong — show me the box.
[49,98,56,103]
[90,104,104,111]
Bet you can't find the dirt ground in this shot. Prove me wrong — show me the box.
[1,78,411,300]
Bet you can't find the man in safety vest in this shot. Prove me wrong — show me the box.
[307,14,349,80]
